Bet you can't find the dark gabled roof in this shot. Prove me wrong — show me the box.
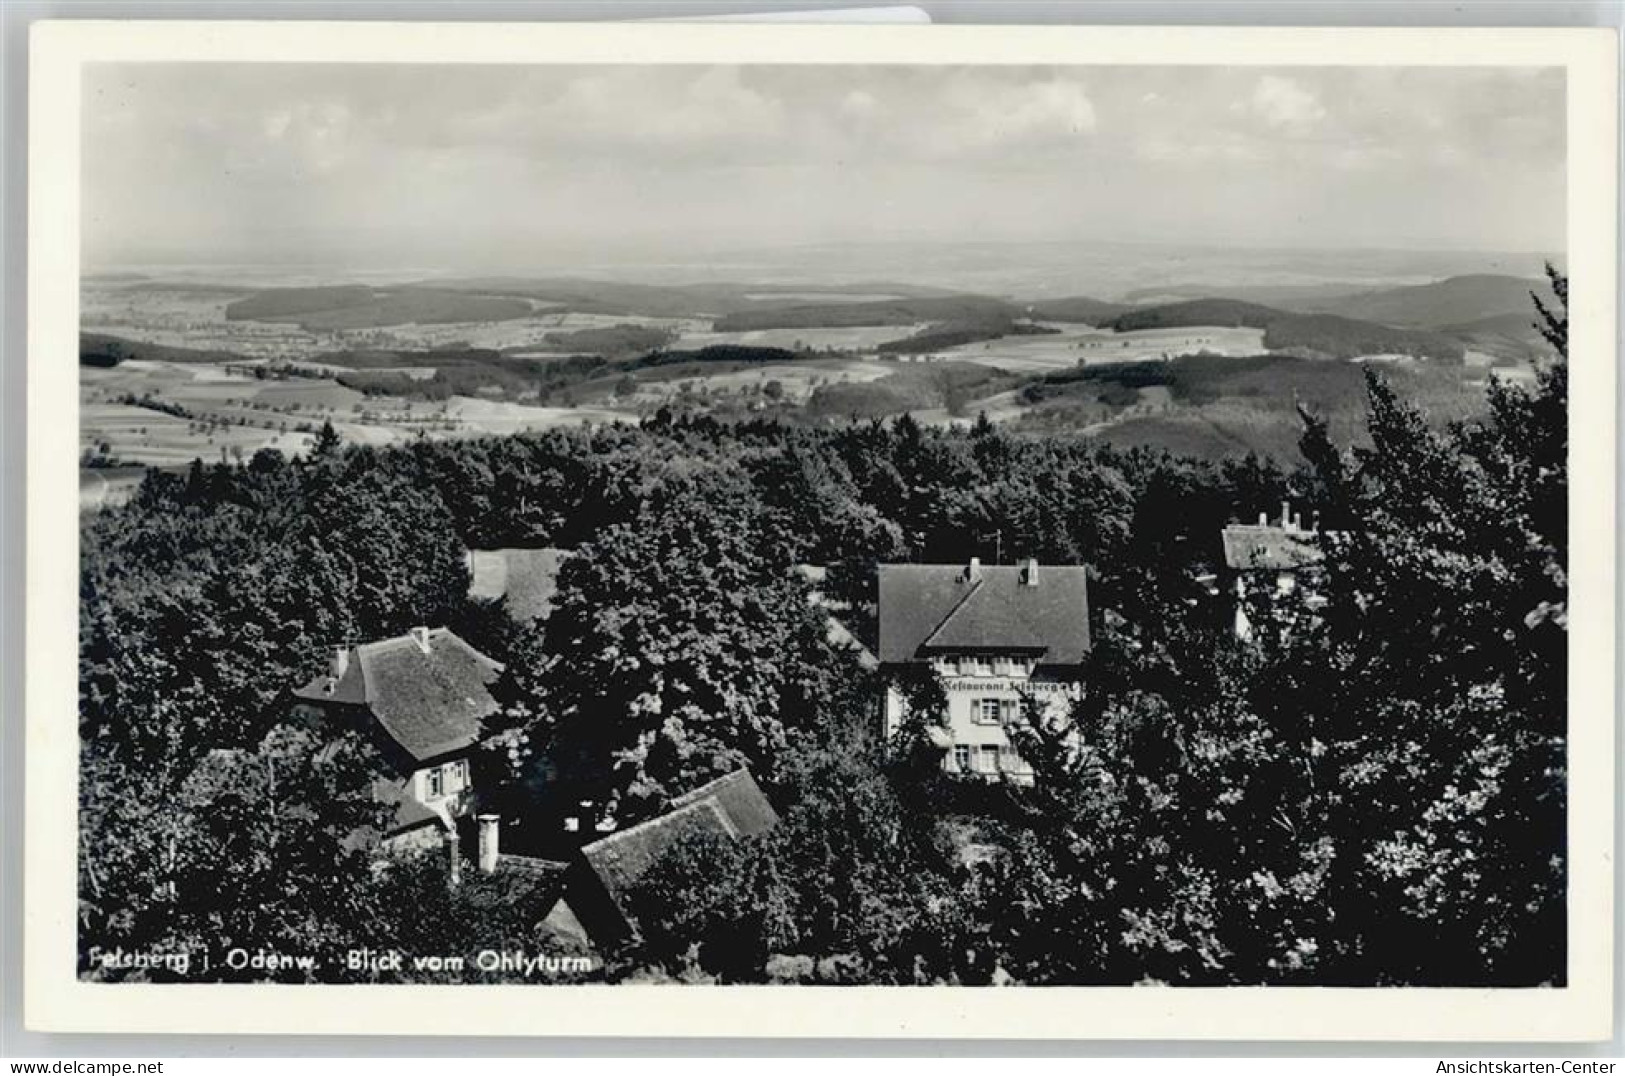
[468,547,571,623]
[877,564,1091,666]
[1220,525,1325,572]
[371,776,443,835]
[293,628,504,763]
[824,614,879,670]
[667,768,781,834]
[579,769,778,915]
[499,852,571,878]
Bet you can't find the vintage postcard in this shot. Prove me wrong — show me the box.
[25,21,1618,1039]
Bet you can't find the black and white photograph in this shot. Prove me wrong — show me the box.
[22,20,1617,1041]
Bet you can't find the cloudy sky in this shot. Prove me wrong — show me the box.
[82,63,1565,269]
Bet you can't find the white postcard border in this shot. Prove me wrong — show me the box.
[25,20,1619,1040]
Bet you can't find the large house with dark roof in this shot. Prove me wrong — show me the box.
[878,558,1091,783]
[1219,503,1327,639]
[291,626,504,851]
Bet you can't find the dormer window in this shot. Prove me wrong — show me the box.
[996,655,1028,676]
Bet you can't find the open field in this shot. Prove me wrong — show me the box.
[80,357,635,500]
[625,356,899,405]
[927,324,1270,372]
[82,401,317,467]
[740,291,908,304]
[672,322,933,353]
[80,264,1551,478]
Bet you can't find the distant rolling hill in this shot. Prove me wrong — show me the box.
[1263,314,1464,363]
[1022,296,1129,325]
[1015,353,1492,463]
[1293,274,1558,329]
[1117,282,1373,308]
[1107,298,1286,333]
[712,295,1016,332]
[1108,299,1465,362]
[877,318,1058,354]
[225,286,534,330]
[1435,311,1555,363]
[80,332,252,367]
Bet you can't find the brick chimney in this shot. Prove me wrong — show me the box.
[1021,557,1039,587]
[966,556,982,583]
[1280,501,1291,528]
[1257,511,1268,526]
[477,814,501,874]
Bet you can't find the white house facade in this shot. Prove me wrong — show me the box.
[878,558,1091,784]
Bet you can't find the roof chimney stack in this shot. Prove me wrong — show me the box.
[477,814,500,874]
[1280,501,1291,528]
[1258,511,1267,526]
[445,830,462,889]
[1022,557,1039,587]
[966,556,982,583]
[326,646,349,692]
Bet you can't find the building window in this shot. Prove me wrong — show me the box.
[952,744,972,772]
[974,698,1017,725]
[978,745,1001,774]
[426,766,444,799]
[453,758,469,788]
[956,654,995,676]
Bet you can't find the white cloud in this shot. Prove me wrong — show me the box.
[536,67,786,152]
[934,76,1097,154]
[1248,75,1326,134]
[261,109,293,140]
[840,88,879,121]
[80,63,1567,264]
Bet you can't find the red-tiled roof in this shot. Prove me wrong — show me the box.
[877,564,1091,666]
[579,769,778,914]
[293,628,504,763]
[468,548,570,622]
[1220,525,1324,572]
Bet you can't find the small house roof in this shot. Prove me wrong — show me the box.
[579,769,778,918]
[877,563,1091,666]
[1220,525,1324,572]
[371,776,443,835]
[824,614,879,670]
[293,628,504,763]
[468,547,571,623]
